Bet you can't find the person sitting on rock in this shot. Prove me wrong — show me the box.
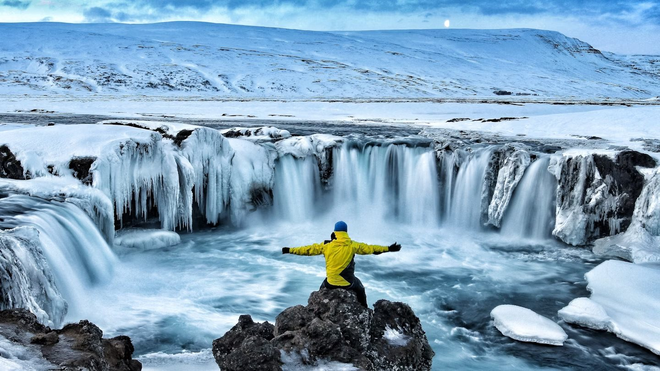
[282,221,401,307]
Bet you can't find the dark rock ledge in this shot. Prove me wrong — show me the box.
[0,309,141,371]
[212,289,434,371]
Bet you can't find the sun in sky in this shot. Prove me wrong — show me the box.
[444,19,450,28]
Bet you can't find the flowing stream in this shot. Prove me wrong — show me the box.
[3,141,658,370]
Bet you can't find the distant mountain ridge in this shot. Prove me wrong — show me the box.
[0,22,658,100]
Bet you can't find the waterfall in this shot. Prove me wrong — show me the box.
[500,156,557,239]
[272,155,322,222]
[0,195,117,323]
[446,148,494,229]
[269,142,442,227]
[328,143,441,226]
[268,142,560,241]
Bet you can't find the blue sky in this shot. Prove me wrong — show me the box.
[1,0,659,54]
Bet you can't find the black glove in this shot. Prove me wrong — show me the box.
[282,247,290,254]
[324,232,337,245]
[388,243,401,252]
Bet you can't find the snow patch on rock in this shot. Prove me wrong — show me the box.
[383,326,411,347]
[222,126,291,141]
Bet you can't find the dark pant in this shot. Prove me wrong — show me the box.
[320,277,368,308]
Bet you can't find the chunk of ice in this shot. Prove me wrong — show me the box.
[559,260,660,355]
[115,229,181,250]
[491,304,568,346]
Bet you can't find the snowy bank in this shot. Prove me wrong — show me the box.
[559,260,660,355]
[490,305,568,346]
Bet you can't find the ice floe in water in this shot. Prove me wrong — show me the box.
[559,260,660,355]
[491,304,568,346]
[558,298,611,330]
[114,229,181,250]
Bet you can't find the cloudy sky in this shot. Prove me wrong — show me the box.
[1,0,659,54]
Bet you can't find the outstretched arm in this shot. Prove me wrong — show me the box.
[353,241,402,255]
[352,241,390,255]
[284,243,325,256]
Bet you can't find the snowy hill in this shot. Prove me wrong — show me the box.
[0,22,659,100]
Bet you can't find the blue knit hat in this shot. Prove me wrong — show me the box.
[334,221,348,232]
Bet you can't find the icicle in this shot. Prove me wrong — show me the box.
[92,132,193,231]
[226,138,276,225]
[179,128,233,226]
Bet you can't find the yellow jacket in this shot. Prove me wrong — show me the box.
[289,231,389,286]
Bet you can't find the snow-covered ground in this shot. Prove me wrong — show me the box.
[1,22,659,100]
[2,99,659,151]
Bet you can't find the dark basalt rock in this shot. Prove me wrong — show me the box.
[69,156,96,185]
[213,289,434,371]
[589,151,654,236]
[0,145,26,180]
[0,308,49,333]
[212,314,280,371]
[249,186,274,210]
[172,129,194,147]
[223,335,282,371]
[616,150,657,169]
[0,309,141,371]
[104,336,143,371]
[31,330,59,345]
[555,150,655,244]
[318,147,334,188]
[369,300,435,371]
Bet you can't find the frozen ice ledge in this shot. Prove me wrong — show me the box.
[0,121,658,250]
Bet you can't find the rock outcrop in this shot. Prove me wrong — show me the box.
[212,289,434,371]
[0,145,25,180]
[551,150,656,245]
[0,308,141,371]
